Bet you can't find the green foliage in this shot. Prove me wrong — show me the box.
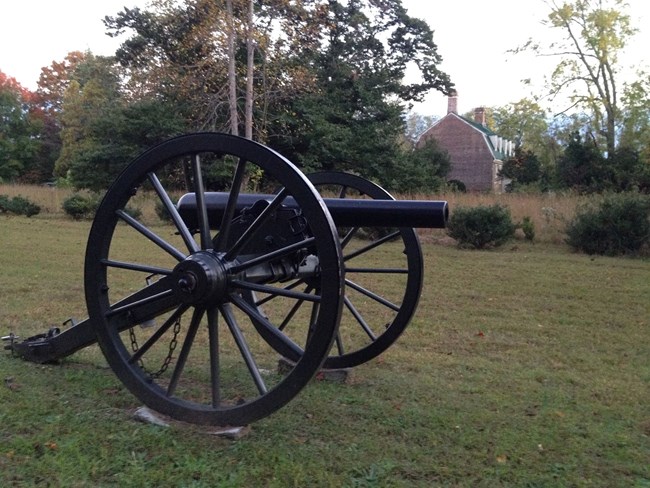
[445,179,467,193]
[556,132,613,192]
[64,96,185,191]
[62,193,99,220]
[520,216,536,242]
[154,195,179,222]
[565,192,650,256]
[620,75,650,166]
[53,54,185,191]
[519,0,637,158]
[63,192,138,220]
[385,137,450,193]
[0,73,41,182]
[556,132,650,193]
[610,146,650,193]
[446,204,516,249]
[265,0,453,187]
[122,205,142,220]
[500,147,542,191]
[0,194,41,216]
[490,99,553,167]
[54,57,122,180]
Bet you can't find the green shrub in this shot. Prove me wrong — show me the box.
[446,204,516,249]
[154,196,178,222]
[62,193,99,220]
[122,205,142,220]
[0,194,10,213]
[0,195,41,217]
[565,193,650,256]
[520,216,535,242]
[446,179,467,193]
[10,196,41,217]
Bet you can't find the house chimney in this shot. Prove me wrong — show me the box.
[447,90,458,114]
[474,107,486,126]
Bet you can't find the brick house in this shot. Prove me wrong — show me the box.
[418,93,514,192]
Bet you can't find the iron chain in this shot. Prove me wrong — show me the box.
[129,317,182,379]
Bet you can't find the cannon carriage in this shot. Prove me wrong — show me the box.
[5,132,448,426]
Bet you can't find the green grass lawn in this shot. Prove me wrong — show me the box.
[1,216,649,487]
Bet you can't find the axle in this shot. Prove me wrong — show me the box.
[176,193,449,230]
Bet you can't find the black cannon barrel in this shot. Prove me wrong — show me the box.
[177,192,448,229]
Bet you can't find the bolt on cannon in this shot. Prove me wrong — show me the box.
[4,133,448,426]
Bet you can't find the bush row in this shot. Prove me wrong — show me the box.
[0,194,41,217]
[446,192,649,256]
[565,193,650,256]
[9,190,648,257]
[61,193,142,220]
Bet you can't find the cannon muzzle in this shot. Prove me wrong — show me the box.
[177,192,448,229]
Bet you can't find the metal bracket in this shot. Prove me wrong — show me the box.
[2,332,19,353]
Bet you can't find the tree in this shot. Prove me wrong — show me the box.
[556,131,613,191]
[106,0,452,183]
[490,99,552,163]
[67,98,186,190]
[516,0,638,160]
[403,112,438,145]
[34,51,87,118]
[104,0,325,138]
[0,72,40,182]
[269,0,453,187]
[29,52,88,181]
[55,55,122,180]
[53,53,186,190]
[499,147,542,191]
[389,137,450,193]
[620,74,650,165]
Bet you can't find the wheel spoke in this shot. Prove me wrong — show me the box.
[228,236,316,275]
[213,158,247,252]
[191,154,213,251]
[207,306,220,407]
[106,288,175,318]
[224,187,289,261]
[116,209,187,261]
[148,172,199,254]
[277,285,313,332]
[167,307,204,397]
[101,259,173,276]
[230,293,305,357]
[334,333,345,355]
[220,303,267,395]
[306,300,320,343]
[340,227,360,249]
[343,230,401,262]
[232,280,320,303]
[344,296,377,341]
[254,279,306,307]
[345,267,408,274]
[345,278,400,312]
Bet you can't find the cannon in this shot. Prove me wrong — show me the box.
[4,132,448,426]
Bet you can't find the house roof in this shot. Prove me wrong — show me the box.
[423,112,513,161]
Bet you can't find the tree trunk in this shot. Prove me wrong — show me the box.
[226,0,238,136]
[245,0,254,140]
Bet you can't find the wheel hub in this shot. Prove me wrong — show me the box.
[172,251,229,305]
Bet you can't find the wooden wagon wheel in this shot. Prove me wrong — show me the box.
[84,133,344,426]
[244,171,424,369]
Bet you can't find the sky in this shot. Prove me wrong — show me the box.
[1,0,649,118]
